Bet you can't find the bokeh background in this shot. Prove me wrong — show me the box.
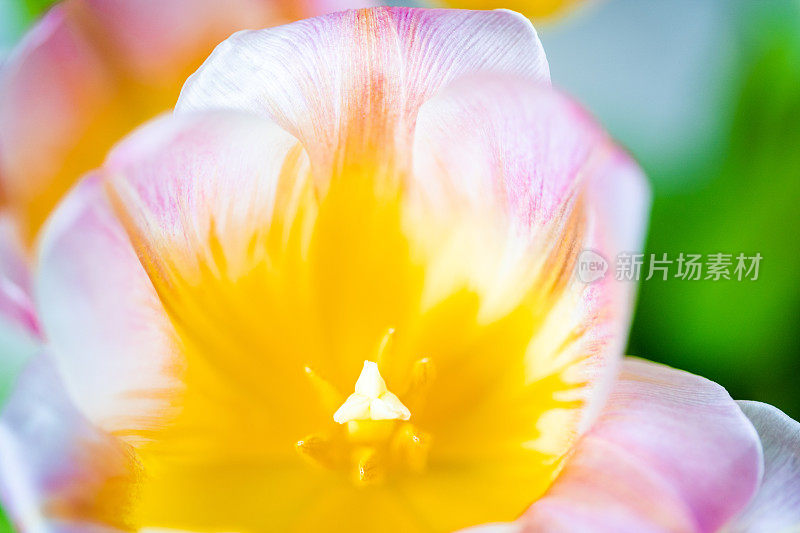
[1,0,799,529]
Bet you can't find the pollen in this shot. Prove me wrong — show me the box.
[333,361,411,424]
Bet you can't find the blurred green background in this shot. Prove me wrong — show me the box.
[0,0,799,529]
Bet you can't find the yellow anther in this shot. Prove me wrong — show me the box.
[333,361,410,424]
[411,358,435,387]
[391,423,431,473]
[352,446,383,486]
[295,434,337,469]
[405,357,436,409]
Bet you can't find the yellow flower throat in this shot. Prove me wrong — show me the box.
[108,171,589,532]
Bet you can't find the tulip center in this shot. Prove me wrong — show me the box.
[296,330,432,485]
[333,361,410,424]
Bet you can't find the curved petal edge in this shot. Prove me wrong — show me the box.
[522,358,763,533]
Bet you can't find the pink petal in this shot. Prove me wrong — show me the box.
[0,218,31,294]
[726,401,800,532]
[102,111,305,290]
[413,77,600,228]
[177,7,548,176]
[0,277,39,340]
[36,110,303,436]
[97,111,316,441]
[412,75,648,262]
[412,77,649,429]
[35,172,181,435]
[522,358,762,533]
[0,218,39,337]
[578,150,650,425]
[0,354,137,531]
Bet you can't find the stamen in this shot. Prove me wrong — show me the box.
[295,434,337,468]
[375,327,395,367]
[404,357,436,409]
[352,446,383,485]
[391,423,431,473]
[304,365,343,413]
[410,357,435,390]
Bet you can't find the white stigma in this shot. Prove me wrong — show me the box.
[333,361,411,424]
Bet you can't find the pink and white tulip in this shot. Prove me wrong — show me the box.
[0,6,798,533]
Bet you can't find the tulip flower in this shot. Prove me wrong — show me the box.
[1,6,799,533]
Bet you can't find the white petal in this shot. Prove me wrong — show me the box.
[177,7,548,177]
[726,401,800,533]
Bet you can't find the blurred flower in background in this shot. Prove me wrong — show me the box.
[438,0,586,20]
